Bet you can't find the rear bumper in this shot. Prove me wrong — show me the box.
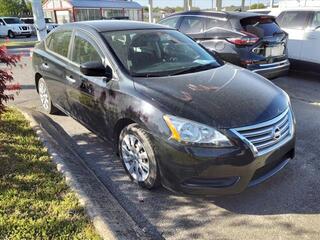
[154,131,295,196]
[250,59,290,79]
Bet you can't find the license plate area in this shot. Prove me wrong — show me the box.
[265,44,285,57]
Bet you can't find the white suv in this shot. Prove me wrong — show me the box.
[0,17,32,38]
[276,9,320,72]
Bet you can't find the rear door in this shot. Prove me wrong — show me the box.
[240,16,288,61]
[300,11,320,64]
[276,11,312,60]
[43,30,72,110]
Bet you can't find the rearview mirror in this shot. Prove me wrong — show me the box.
[80,61,112,80]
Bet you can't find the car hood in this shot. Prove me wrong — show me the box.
[8,24,29,27]
[133,64,289,129]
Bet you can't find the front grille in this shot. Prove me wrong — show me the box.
[232,108,293,156]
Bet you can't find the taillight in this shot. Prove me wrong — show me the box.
[226,31,259,46]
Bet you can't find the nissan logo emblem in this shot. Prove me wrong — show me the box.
[273,126,281,140]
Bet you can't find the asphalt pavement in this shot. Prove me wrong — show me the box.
[10,57,320,240]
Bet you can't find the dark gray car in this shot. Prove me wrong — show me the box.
[159,11,290,78]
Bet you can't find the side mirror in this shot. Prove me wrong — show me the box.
[80,61,112,80]
[315,26,320,31]
[0,22,3,26]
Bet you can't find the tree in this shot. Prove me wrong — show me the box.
[0,0,32,17]
[250,3,266,9]
[0,46,20,115]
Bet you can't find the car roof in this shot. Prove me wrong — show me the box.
[63,20,172,32]
[168,10,271,19]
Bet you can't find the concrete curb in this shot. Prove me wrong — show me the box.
[18,108,154,240]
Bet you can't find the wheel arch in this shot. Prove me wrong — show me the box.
[35,73,42,93]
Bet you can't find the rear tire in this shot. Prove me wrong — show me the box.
[119,124,161,189]
[8,30,15,39]
[38,78,58,114]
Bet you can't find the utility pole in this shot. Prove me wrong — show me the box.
[241,0,246,11]
[269,0,274,8]
[148,0,153,23]
[31,0,46,41]
[216,0,223,11]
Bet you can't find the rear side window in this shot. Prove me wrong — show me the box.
[159,17,179,28]
[71,35,101,65]
[311,12,320,28]
[180,16,206,34]
[47,31,72,58]
[277,11,310,30]
[206,18,230,30]
[241,16,282,37]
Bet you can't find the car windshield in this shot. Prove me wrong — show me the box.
[4,18,23,24]
[102,29,221,77]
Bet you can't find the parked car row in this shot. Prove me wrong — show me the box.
[32,20,296,195]
[160,9,320,76]
[0,16,59,38]
[159,11,290,79]
[21,17,60,35]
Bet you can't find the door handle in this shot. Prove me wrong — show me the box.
[66,75,76,83]
[41,62,49,69]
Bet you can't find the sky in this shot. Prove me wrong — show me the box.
[134,0,271,8]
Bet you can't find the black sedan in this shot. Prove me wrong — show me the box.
[32,21,296,195]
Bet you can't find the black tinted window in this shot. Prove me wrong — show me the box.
[47,31,72,57]
[278,11,310,29]
[180,16,206,34]
[311,12,320,28]
[159,17,179,28]
[206,18,230,30]
[71,35,101,65]
[241,17,282,37]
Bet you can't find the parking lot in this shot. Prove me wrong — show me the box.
[11,57,320,240]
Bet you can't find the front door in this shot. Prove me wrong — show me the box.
[65,30,110,135]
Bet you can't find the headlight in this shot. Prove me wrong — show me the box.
[163,115,232,147]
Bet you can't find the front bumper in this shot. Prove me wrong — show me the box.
[249,59,290,79]
[13,30,32,36]
[154,129,295,196]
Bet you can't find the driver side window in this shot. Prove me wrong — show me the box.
[71,35,102,65]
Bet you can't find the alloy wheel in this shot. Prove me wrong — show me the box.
[38,79,50,111]
[121,134,150,181]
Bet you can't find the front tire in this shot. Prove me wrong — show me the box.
[119,124,161,189]
[8,30,15,38]
[38,78,58,114]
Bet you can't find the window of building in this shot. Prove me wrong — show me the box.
[179,16,206,34]
[75,9,101,21]
[124,9,142,21]
[47,31,72,58]
[71,35,102,65]
[102,8,124,19]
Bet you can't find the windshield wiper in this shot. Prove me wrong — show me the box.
[169,63,216,76]
[131,73,164,78]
